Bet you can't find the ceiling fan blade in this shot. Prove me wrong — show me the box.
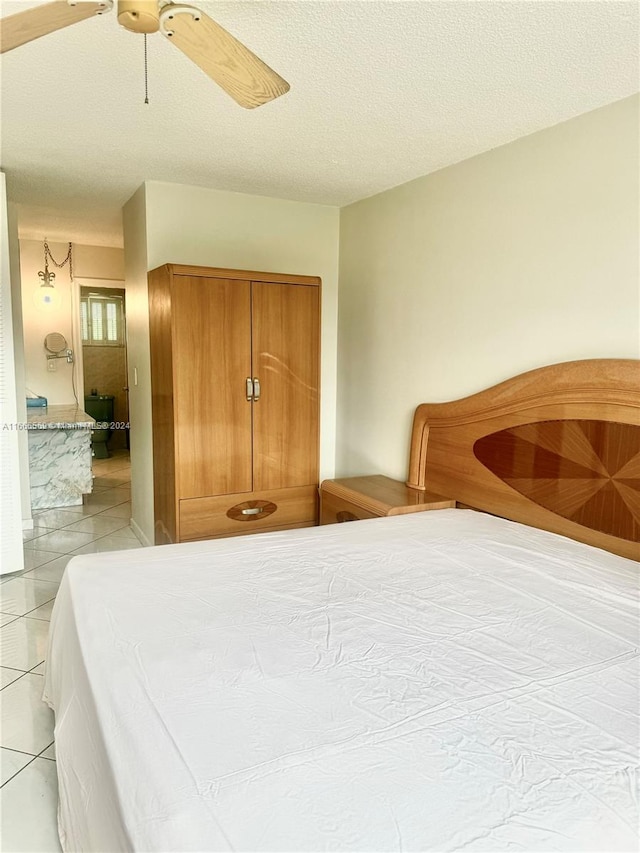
[0,1,109,54]
[160,5,290,109]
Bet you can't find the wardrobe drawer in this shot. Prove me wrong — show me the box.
[205,522,315,540]
[180,485,318,541]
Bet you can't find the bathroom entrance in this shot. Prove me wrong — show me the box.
[79,285,129,458]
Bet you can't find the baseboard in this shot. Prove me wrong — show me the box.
[130,517,151,548]
[22,517,34,531]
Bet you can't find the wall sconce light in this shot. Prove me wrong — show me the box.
[38,257,55,289]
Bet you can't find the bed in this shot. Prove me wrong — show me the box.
[44,359,639,852]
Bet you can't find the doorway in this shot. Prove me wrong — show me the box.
[79,285,129,456]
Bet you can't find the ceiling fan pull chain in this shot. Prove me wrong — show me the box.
[144,33,149,104]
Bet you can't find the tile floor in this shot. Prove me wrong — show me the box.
[0,450,142,852]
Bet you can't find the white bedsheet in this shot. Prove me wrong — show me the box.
[44,510,639,852]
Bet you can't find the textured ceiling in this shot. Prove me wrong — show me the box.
[1,0,638,247]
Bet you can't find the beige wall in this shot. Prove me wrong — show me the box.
[337,94,640,481]
[19,240,124,405]
[124,181,340,545]
[122,185,150,545]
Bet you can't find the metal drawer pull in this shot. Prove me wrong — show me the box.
[246,377,254,401]
[253,377,261,401]
[227,500,277,522]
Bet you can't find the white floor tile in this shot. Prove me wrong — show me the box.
[110,485,131,497]
[32,509,85,530]
[89,477,106,486]
[95,501,131,519]
[1,673,54,754]
[71,534,142,555]
[1,571,27,585]
[22,550,63,571]
[0,579,58,617]
[63,515,129,537]
[0,747,34,786]
[84,491,130,510]
[109,525,138,540]
[93,474,130,488]
[21,556,72,584]
[63,502,109,518]
[1,668,26,689]
[93,459,130,473]
[30,663,45,675]
[26,600,55,622]
[40,742,55,761]
[0,757,61,851]
[0,613,18,628]
[0,617,50,670]
[23,527,55,542]
[24,529,98,555]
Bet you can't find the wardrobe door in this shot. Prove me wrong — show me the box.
[173,276,253,499]
[251,282,320,491]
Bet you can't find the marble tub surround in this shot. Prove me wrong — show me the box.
[26,405,95,429]
[27,406,95,511]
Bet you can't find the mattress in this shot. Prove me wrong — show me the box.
[44,509,639,852]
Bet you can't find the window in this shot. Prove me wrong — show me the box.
[81,290,125,346]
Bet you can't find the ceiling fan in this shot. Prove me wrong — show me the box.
[0,0,290,108]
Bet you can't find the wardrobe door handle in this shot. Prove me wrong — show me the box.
[246,377,254,401]
[253,377,261,402]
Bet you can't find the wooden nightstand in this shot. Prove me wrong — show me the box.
[320,475,455,525]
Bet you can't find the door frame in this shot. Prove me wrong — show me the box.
[71,277,125,410]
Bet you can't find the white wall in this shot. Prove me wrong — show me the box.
[122,185,151,546]
[0,172,24,571]
[7,199,31,525]
[19,240,124,405]
[123,181,340,545]
[337,94,640,480]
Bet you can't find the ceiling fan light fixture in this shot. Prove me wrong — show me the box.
[117,0,159,33]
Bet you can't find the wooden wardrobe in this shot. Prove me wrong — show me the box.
[148,264,320,544]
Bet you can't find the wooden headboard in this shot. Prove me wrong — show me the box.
[407,359,639,561]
